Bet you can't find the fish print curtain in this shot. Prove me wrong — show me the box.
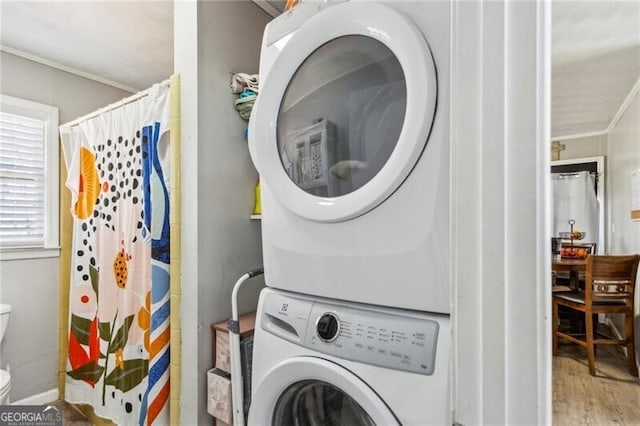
[60,83,170,425]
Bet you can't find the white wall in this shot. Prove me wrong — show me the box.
[606,88,640,364]
[0,51,131,401]
[175,2,270,424]
[558,133,607,160]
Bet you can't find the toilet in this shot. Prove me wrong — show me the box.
[0,304,11,404]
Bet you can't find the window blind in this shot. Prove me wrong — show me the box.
[0,111,46,247]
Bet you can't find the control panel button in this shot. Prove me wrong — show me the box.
[316,313,340,342]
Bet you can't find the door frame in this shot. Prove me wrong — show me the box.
[450,1,551,424]
[551,156,606,253]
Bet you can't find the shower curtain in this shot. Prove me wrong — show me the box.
[552,171,599,247]
[60,83,170,425]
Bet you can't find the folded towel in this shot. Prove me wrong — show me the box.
[234,94,257,106]
[231,73,259,94]
[233,97,255,120]
[239,88,257,98]
[238,108,252,120]
[235,102,254,113]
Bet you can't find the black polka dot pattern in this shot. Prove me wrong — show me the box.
[74,130,147,288]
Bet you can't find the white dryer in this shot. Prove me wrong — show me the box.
[248,288,450,425]
[249,1,450,313]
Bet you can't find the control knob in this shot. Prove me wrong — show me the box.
[316,313,340,342]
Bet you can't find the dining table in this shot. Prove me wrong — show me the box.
[552,256,587,290]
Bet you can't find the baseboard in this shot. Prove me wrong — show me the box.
[605,317,625,341]
[604,317,639,370]
[11,388,58,406]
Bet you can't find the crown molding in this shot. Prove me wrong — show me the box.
[606,76,640,134]
[0,45,137,93]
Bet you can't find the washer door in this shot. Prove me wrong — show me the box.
[249,2,437,222]
[249,357,399,425]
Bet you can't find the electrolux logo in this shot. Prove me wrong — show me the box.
[0,405,62,426]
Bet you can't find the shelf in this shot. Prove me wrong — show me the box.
[211,311,256,337]
[250,214,261,220]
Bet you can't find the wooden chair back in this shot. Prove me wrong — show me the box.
[585,255,640,308]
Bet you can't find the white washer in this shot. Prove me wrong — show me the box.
[249,1,450,313]
[248,288,450,425]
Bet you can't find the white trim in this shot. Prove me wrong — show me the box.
[0,94,59,250]
[603,317,637,370]
[451,1,550,424]
[45,103,60,249]
[550,155,604,167]
[11,388,58,406]
[174,2,200,424]
[603,317,635,367]
[0,247,60,261]
[0,45,138,94]
[550,130,608,142]
[605,317,625,342]
[450,1,483,423]
[536,1,553,424]
[606,76,640,134]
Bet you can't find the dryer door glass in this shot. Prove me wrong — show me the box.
[273,380,375,426]
[277,35,407,198]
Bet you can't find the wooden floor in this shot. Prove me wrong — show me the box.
[553,340,640,425]
[47,400,93,426]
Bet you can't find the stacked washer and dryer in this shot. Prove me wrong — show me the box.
[247,1,451,424]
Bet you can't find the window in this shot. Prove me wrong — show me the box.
[0,95,59,258]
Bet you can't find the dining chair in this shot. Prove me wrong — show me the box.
[551,271,572,293]
[552,254,640,376]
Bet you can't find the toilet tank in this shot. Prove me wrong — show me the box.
[0,304,10,344]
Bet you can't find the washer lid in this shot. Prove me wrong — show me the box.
[249,2,437,222]
[249,357,399,425]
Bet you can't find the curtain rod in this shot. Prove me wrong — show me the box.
[60,79,170,130]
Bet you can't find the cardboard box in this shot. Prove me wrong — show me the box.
[215,331,231,373]
[207,368,232,424]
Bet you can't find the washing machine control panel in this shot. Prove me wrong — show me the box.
[260,290,441,375]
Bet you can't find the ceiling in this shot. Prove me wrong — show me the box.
[552,1,640,139]
[1,1,638,138]
[0,1,174,92]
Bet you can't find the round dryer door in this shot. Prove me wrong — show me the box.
[249,2,437,222]
[248,357,399,425]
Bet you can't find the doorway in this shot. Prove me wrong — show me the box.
[551,156,604,254]
[550,1,640,422]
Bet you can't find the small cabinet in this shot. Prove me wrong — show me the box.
[208,312,256,426]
